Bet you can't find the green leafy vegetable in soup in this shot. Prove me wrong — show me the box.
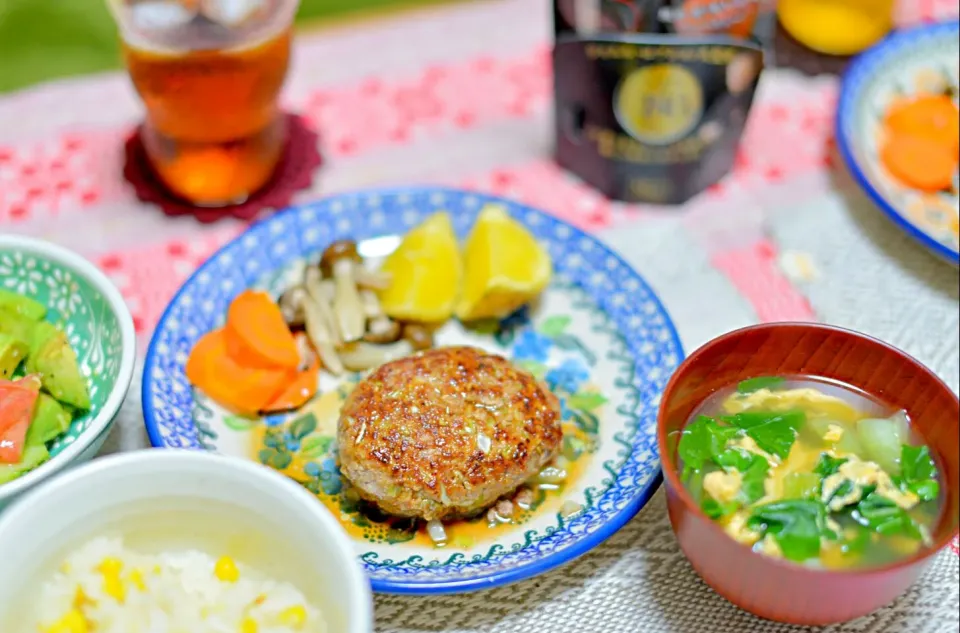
[676,376,942,569]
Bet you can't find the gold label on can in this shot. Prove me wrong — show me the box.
[614,63,704,146]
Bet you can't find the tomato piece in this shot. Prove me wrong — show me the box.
[0,376,41,463]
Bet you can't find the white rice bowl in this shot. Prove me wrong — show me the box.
[34,536,327,633]
[0,452,371,633]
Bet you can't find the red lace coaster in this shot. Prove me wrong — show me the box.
[123,113,322,223]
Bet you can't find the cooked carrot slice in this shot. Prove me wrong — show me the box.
[885,95,960,150]
[262,359,320,413]
[186,328,291,415]
[880,133,958,192]
[225,290,300,369]
[184,330,218,387]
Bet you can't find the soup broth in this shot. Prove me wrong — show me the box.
[676,376,942,569]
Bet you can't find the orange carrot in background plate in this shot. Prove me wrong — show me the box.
[186,328,291,415]
[262,359,320,413]
[880,133,958,192]
[884,94,960,151]
[225,290,300,369]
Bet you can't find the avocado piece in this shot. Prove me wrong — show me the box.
[0,289,46,321]
[26,393,72,446]
[0,332,29,380]
[25,321,59,365]
[0,306,36,344]
[25,322,91,410]
[0,443,48,485]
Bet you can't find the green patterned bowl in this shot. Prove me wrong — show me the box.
[0,235,136,508]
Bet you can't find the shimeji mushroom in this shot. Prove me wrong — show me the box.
[320,240,367,343]
[401,323,434,351]
[360,290,402,344]
[426,519,448,545]
[279,238,438,377]
[294,331,318,371]
[319,279,335,303]
[355,267,392,290]
[302,269,345,375]
[338,340,414,372]
[360,289,381,320]
[303,266,342,347]
[277,285,308,330]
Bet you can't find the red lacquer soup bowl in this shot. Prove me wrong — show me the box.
[657,322,959,626]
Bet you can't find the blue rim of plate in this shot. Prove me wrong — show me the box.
[142,187,684,594]
[835,20,960,265]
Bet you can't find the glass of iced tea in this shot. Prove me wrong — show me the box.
[107,0,299,206]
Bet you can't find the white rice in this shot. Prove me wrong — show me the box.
[33,536,327,633]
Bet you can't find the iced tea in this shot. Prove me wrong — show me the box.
[111,1,298,205]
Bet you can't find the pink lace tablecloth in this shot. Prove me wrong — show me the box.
[1,1,958,631]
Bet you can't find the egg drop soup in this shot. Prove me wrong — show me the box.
[676,376,943,569]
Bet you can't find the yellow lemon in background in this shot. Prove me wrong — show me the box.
[377,212,462,323]
[778,0,894,56]
[455,204,552,322]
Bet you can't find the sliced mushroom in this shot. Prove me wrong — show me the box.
[320,240,366,343]
[319,240,360,276]
[426,519,447,545]
[355,267,392,291]
[333,266,366,342]
[319,279,336,303]
[402,323,434,351]
[277,285,308,329]
[338,340,414,372]
[514,487,535,510]
[301,289,344,375]
[294,332,317,371]
[495,499,515,519]
[303,267,342,347]
[359,289,402,343]
[364,318,402,344]
[360,289,381,320]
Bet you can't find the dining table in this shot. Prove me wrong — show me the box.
[0,0,958,631]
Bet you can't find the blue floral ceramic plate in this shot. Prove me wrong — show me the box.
[837,20,960,265]
[142,187,683,594]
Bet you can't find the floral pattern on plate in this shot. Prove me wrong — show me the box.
[142,187,684,594]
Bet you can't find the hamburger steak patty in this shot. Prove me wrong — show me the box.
[338,346,563,521]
